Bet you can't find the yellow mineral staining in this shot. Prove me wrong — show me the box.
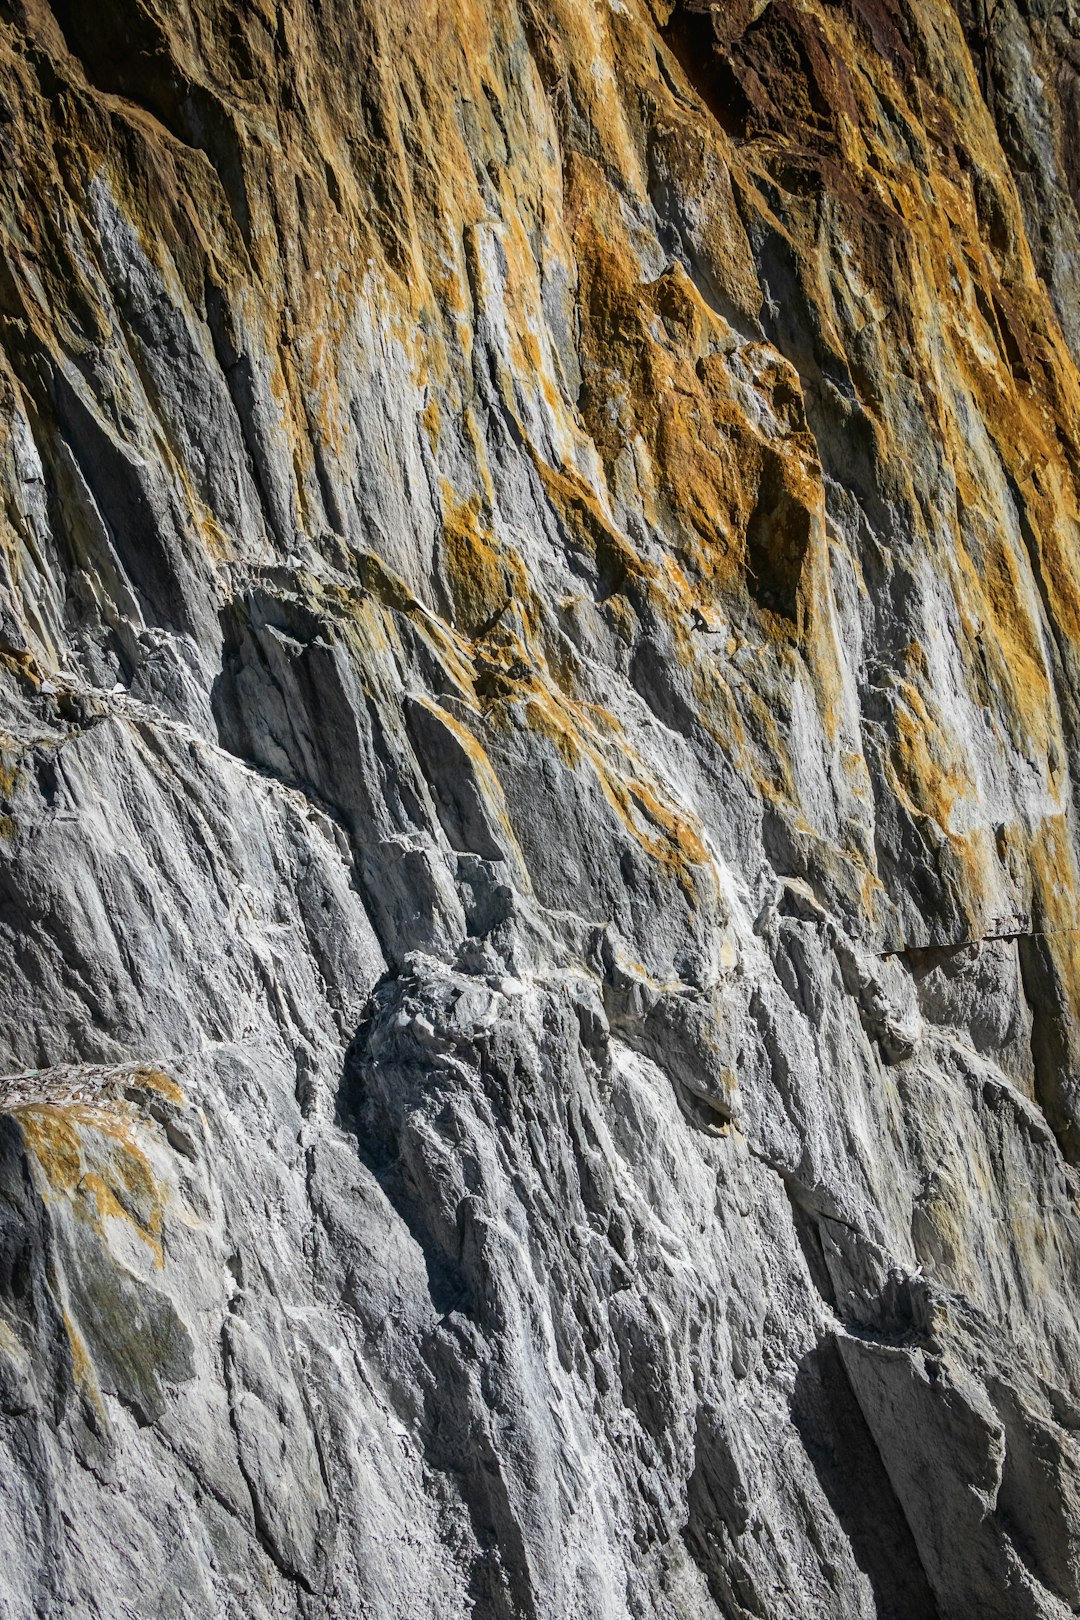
[0,738,20,801]
[890,685,977,836]
[408,694,525,865]
[337,555,480,701]
[569,194,752,592]
[80,1170,159,1248]
[14,1107,82,1191]
[3,0,832,920]
[11,1078,179,1271]
[61,1309,101,1409]
[840,749,873,805]
[0,1319,23,1368]
[625,779,712,874]
[421,395,442,452]
[440,484,535,638]
[8,0,1080,1023]
[472,632,715,897]
[652,0,1080,948]
[130,1066,185,1107]
[532,456,651,601]
[174,465,235,564]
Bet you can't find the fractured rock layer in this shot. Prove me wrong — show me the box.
[3,0,1080,1614]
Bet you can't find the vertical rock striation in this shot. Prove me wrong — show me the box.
[2,0,1080,1613]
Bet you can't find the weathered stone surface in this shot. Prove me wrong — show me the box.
[3,0,1080,1613]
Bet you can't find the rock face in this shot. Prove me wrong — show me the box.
[3,0,1080,1614]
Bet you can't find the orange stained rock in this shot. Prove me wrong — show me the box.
[14,1101,167,1267]
[4,0,1080,1027]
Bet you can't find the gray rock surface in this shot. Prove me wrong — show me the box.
[3,0,1080,1613]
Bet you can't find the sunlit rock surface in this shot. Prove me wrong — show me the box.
[3,0,1080,1613]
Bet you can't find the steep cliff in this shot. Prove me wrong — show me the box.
[3,0,1080,1614]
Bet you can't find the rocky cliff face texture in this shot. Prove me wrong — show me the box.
[3,0,1080,1614]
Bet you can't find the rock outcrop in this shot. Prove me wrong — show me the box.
[3,0,1080,1613]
